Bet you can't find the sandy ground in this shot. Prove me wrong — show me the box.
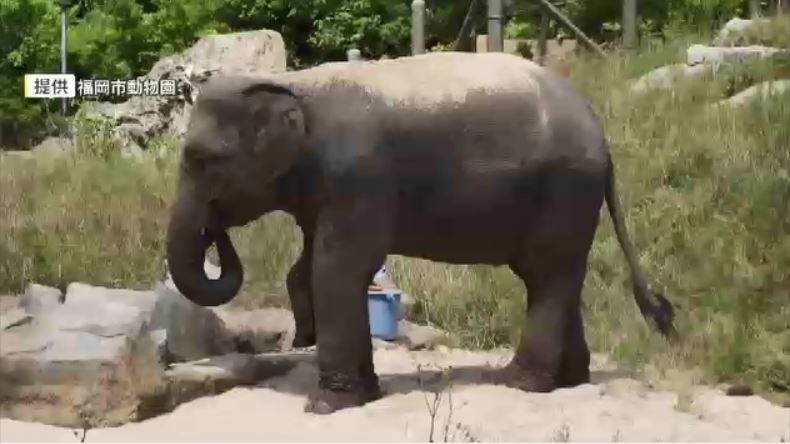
[1,348,788,442]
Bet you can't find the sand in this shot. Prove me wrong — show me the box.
[1,348,788,442]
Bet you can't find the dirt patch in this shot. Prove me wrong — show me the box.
[1,349,788,442]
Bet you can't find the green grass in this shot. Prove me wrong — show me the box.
[1,32,788,402]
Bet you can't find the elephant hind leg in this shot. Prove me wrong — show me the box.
[492,260,589,392]
[557,305,591,388]
[492,173,602,392]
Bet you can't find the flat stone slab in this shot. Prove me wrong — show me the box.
[0,281,243,428]
[712,17,774,46]
[630,63,711,93]
[717,80,790,107]
[213,307,296,353]
[687,44,787,67]
[20,284,62,314]
[0,308,31,331]
[165,351,314,409]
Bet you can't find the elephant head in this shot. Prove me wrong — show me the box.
[166,78,307,307]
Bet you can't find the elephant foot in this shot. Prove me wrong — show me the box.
[487,361,557,393]
[557,365,590,388]
[304,385,382,415]
[292,330,316,348]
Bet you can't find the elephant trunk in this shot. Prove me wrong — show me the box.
[166,194,243,307]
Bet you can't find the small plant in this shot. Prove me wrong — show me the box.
[551,423,571,442]
[416,364,474,443]
[72,425,88,443]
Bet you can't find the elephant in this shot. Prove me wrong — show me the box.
[165,51,676,415]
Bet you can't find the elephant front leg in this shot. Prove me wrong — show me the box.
[304,205,388,415]
[287,236,316,348]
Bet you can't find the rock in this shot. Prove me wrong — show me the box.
[372,337,401,350]
[151,282,236,363]
[80,29,287,156]
[716,80,790,107]
[712,17,772,46]
[165,353,260,407]
[0,280,241,428]
[396,320,454,351]
[64,281,157,312]
[0,319,168,428]
[687,44,787,68]
[725,384,754,397]
[630,63,711,93]
[20,283,62,314]
[164,351,313,407]
[212,307,296,353]
[0,308,31,331]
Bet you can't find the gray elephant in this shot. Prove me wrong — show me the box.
[165,52,675,415]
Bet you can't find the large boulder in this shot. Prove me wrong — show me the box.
[712,17,773,46]
[81,29,287,156]
[716,79,790,107]
[686,44,786,68]
[19,283,62,314]
[0,285,168,427]
[0,281,239,427]
[212,307,297,353]
[151,282,236,362]
[630,63,711,93]
[631,17,789,96]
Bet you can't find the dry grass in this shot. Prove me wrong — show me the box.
[0,32,788,402]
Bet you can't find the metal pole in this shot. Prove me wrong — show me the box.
[60,3,67,115]
[538,9,549,65]
[487,0,503,52]
[536,0,606,57]
[749,0,761,17]
[411,0,425,55]
[623,0,637,49]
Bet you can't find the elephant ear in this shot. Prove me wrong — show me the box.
[242,82,306,180]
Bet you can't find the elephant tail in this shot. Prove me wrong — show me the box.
[604,152,677,340]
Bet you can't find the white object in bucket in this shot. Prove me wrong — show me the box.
[372,265,397,289]
[374,266,387,282]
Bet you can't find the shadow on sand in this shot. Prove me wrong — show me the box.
[248,350,635,399]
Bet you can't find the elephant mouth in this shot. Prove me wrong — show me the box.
[208,197,261,229]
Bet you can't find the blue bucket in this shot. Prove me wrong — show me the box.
[367,289,402,340]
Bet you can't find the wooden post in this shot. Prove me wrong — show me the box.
[411,0,425,55]
[538,8,549,65]
[452,0,479,51]
[536,0,606,57]
[622,0,637,49]
[749,0,761,17]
